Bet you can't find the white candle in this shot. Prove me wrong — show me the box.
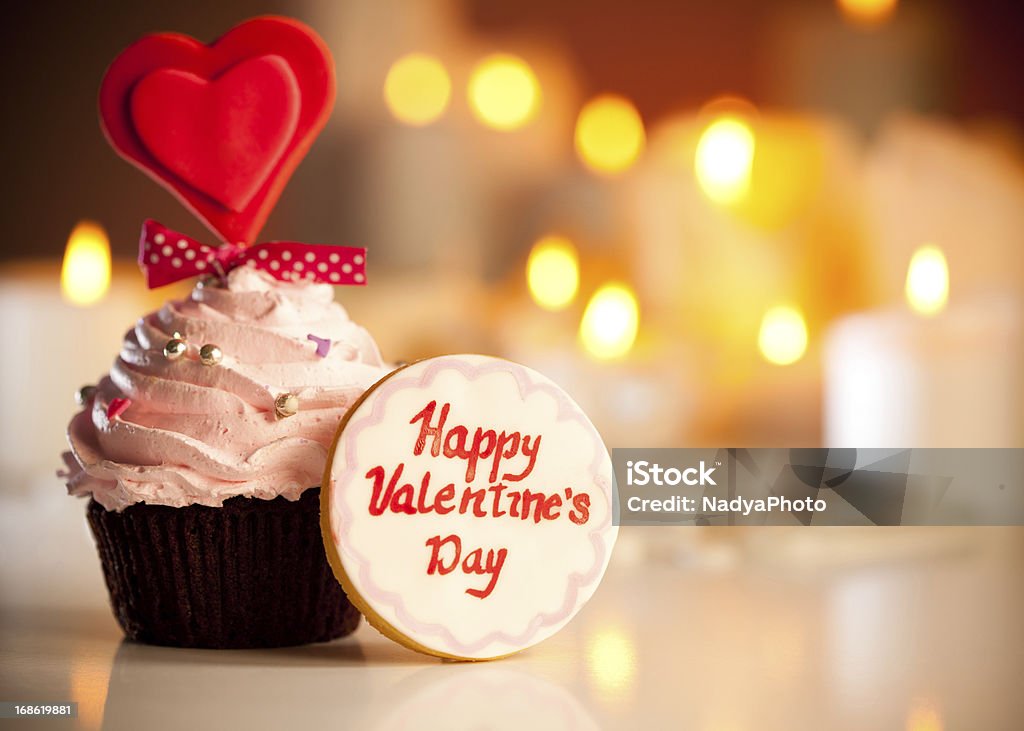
[0,260,184,484]
[823,295,1023,447]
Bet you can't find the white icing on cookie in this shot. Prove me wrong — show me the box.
[323,354,617,660]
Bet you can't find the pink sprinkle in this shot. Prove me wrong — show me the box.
[107,397,132,421]
[307,333,331,358]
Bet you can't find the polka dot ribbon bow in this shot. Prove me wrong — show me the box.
[138,220,367,289]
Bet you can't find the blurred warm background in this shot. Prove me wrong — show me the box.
[1,3,1023,729]
[2,0,1023,474]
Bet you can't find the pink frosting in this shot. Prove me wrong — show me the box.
[63,267,388,511]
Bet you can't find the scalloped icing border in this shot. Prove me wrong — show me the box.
[321,354,616,660]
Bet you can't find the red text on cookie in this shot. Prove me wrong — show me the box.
[425,534,508,599]
[411,401,541,483]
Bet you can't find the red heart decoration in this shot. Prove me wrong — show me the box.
[99,16,335,244]
[131,55,300,213]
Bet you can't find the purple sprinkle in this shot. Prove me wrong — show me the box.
[307,333,331,358]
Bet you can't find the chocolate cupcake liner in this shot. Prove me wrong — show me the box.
[87,487,361,649]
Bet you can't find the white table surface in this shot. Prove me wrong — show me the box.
[1,483,1022,730]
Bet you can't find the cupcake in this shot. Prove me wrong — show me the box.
[60,15,386,648]
[62,266,388,647]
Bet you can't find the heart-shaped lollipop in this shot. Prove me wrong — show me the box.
[99,16,335,245]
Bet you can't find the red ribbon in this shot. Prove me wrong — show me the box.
[137,220,367,289]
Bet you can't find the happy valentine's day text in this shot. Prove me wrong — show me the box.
[363,400,592,599]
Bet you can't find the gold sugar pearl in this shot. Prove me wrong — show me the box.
[199,344,223,366]
[274,393,299,419]
[163,338,188,360]
[75,385,97,407]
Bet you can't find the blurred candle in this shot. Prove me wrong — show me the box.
[824,247,1023,447]
[61,221,111,306]
[0,222,184,481]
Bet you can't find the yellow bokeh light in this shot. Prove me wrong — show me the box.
[468,54,540,131]
[905,244,949,316]
[837,0,898,27]
[758,305,808,366]
[383,53,452,126]
[579,282,639,360]
[574,94,646,175]
[526,235,579,311]
[587,627,637,698]
[906,698,943,731]
[695,116,756,205]
[61,220,111,307]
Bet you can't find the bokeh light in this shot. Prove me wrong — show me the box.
[695,116,756,205]
[70,651,112,731]
[383,53,452,126]
[61,220,110,307]
[906,698,944,731]
[579,283,640,359]
[574,94,646,175]
[526,235,579,311]
[837,0,898,27]
[758,305,808,365]
[468,54,541,131]
[905,244,948,316]
[587,627,637,698]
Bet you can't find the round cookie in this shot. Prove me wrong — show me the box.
[321,354,617,660]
